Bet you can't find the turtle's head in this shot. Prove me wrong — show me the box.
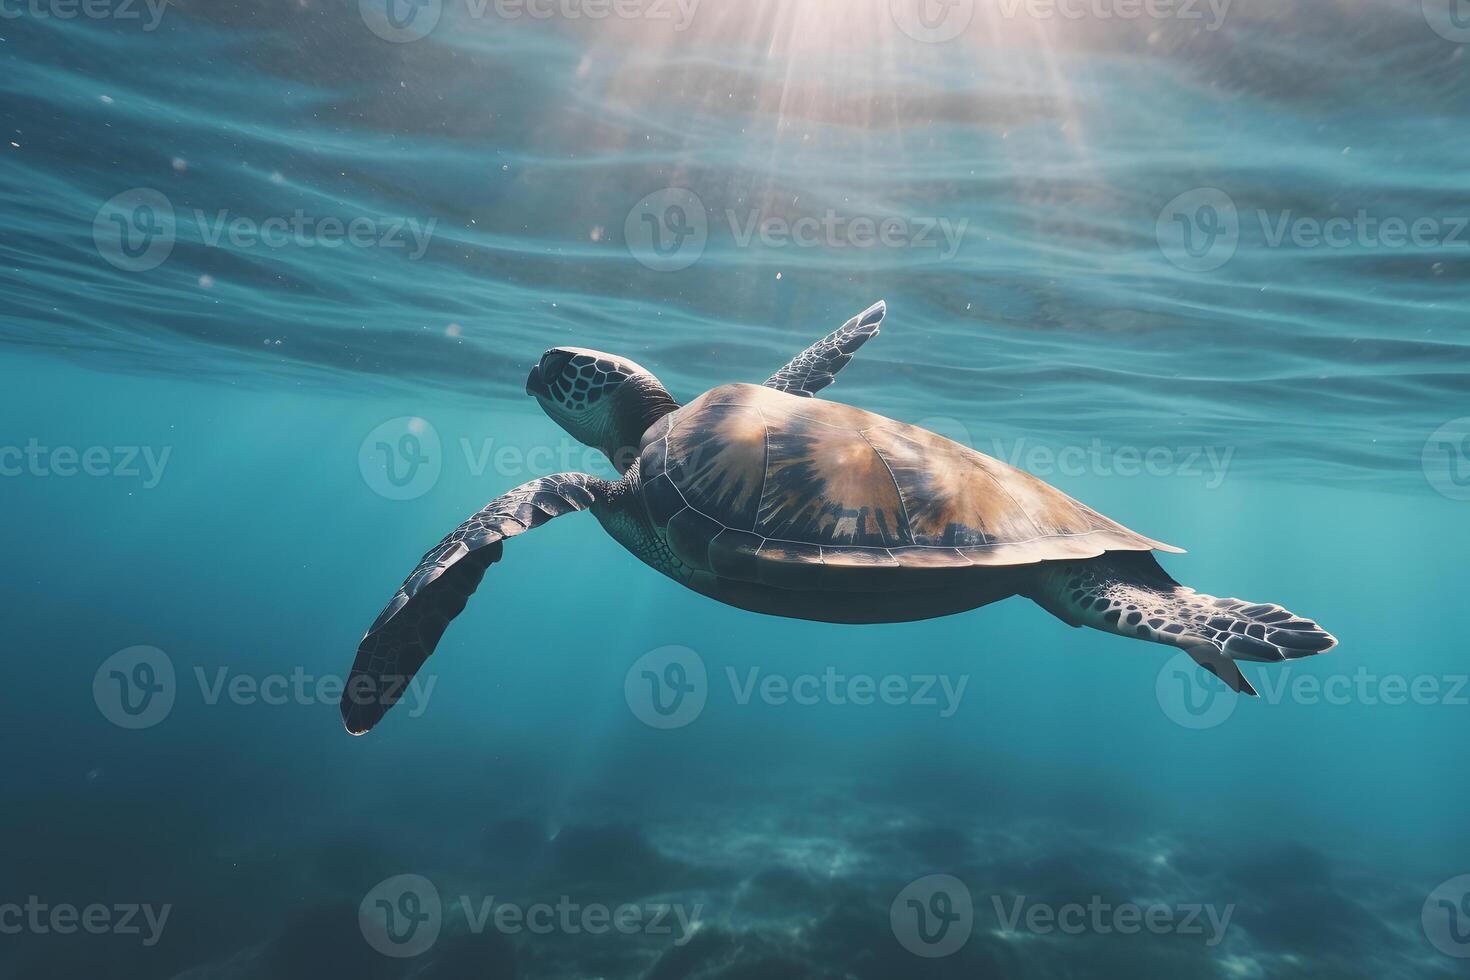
[526,346,679,470]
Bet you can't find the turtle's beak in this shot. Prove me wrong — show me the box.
[525,364,543,397]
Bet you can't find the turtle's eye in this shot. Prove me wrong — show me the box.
[539,350,576,383]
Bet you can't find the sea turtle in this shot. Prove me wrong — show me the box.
[341,301,1336,733]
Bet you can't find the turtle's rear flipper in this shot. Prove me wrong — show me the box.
[1177,639,1258,696]
[1030,551,1336,695]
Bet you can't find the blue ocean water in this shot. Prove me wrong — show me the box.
[3,1,1469,977]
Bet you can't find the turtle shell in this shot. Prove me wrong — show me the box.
[637,383,1182,585]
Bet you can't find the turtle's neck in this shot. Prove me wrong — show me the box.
[603,374,680,469]
[625,374,680,434]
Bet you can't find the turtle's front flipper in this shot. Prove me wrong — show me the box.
[342,473,613,735]
[1029,551,1337,696]
[763,300,885,397]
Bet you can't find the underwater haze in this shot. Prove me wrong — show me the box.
[3,0,1469,977]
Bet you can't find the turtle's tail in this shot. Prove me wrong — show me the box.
[1029,551,1337,696]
